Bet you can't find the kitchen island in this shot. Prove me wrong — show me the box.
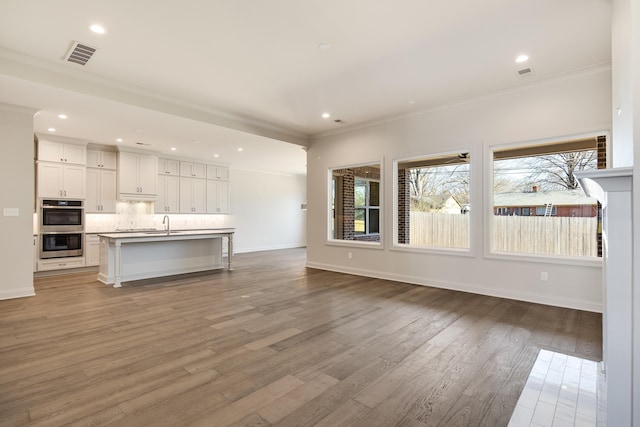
[97,229,234,287]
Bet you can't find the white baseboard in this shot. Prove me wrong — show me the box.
[234,244,306,254]
[305,261,602,313]
[0,287,35,300]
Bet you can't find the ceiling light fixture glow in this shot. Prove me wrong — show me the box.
[116,138,123,142]
[318,43,331,50]
[516,54,529,63]
[58,114,67,119]
[322,112,331,119]
[90,24,105,34]
[170,147,177,151]
[48,128,56,132]
[214,154,220,158]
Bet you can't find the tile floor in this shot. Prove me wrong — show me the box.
[508,349,603,427]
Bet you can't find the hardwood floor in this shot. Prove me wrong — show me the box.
[0,248,602,426]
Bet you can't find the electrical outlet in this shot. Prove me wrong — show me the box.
[540,272,548,281]
[348,252,352,259]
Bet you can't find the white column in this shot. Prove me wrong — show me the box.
[575,168,633,426]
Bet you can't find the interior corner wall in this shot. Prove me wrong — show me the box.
[228,169,306,253]
[0,103,36,299]
[306,70,611,312]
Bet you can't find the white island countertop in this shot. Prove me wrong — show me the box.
[98,228,234,287]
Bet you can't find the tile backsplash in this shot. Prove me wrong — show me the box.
[85,201,230,233]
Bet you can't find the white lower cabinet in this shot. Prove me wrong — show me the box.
[37,257,85,271]
[85,234,100,267]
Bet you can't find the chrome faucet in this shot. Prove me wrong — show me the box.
[162,215,170,234]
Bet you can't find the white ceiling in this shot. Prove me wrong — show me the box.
[0,0,611,175]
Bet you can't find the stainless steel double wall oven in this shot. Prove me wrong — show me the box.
[39,199,84,259]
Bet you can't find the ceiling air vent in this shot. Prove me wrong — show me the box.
[64,41,97,66]
[517,67,534,78]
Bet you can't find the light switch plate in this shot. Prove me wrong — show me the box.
[3,208,19,216]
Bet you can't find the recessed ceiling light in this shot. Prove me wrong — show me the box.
[213,154,220,158]
[408,101,416,105]
[116,138,123,142]
[318,43,331,50]
[58,114,67,119]
[170,147,177,151]
[237,148,243,152]
[516,54,529,63]
[90,24,105,34]
[322,112,331,119]
[48,127,56,132]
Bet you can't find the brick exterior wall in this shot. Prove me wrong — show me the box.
[397,168,410,244]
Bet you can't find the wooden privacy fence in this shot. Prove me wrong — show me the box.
[409,212,598,256]
[409,212,469,248]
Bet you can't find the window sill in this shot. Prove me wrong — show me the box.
[326,239,383,249]
[390,244,474,257]
[485,251,603,267]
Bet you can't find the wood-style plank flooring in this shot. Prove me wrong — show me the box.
[0,248,602,426]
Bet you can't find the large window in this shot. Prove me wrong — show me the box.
[396,152,470,249]
[492,136,605,258]
[330,163,381,243]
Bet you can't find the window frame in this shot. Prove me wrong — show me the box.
[484,132,607,267]
[327,160,384,249]
[391,149,474,256]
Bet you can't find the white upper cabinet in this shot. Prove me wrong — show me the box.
[38,139,86,164]
[118,151,158,200]
[37,162,86,199]
[87,149,117,169]
[206,180,230,214]
[158,158,180,176]
[180,161,207,178]
[180,178,207,213]
[206,165,229,181]
[86,168,116,212]
[156,175,180,213]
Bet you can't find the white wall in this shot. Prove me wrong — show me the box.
[228,169,306,253]
[307,70,611,312]
[0,103,37,299]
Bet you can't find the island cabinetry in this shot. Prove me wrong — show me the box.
[156,174,180,213]
[38,139,86,164]
[118,151,157,200]
[180,177,206,213]
[37,161,86,199]
[207,180,230,213]
[158,158,180,176]
[87,149,116,169]
[180,161,207,178]
[86,168,116,212]
[98,230,234,287]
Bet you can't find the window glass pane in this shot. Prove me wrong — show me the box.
[354,209,366,234]
[396,153,470,249]
[369,208,380,233]
[492,138,603,257]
